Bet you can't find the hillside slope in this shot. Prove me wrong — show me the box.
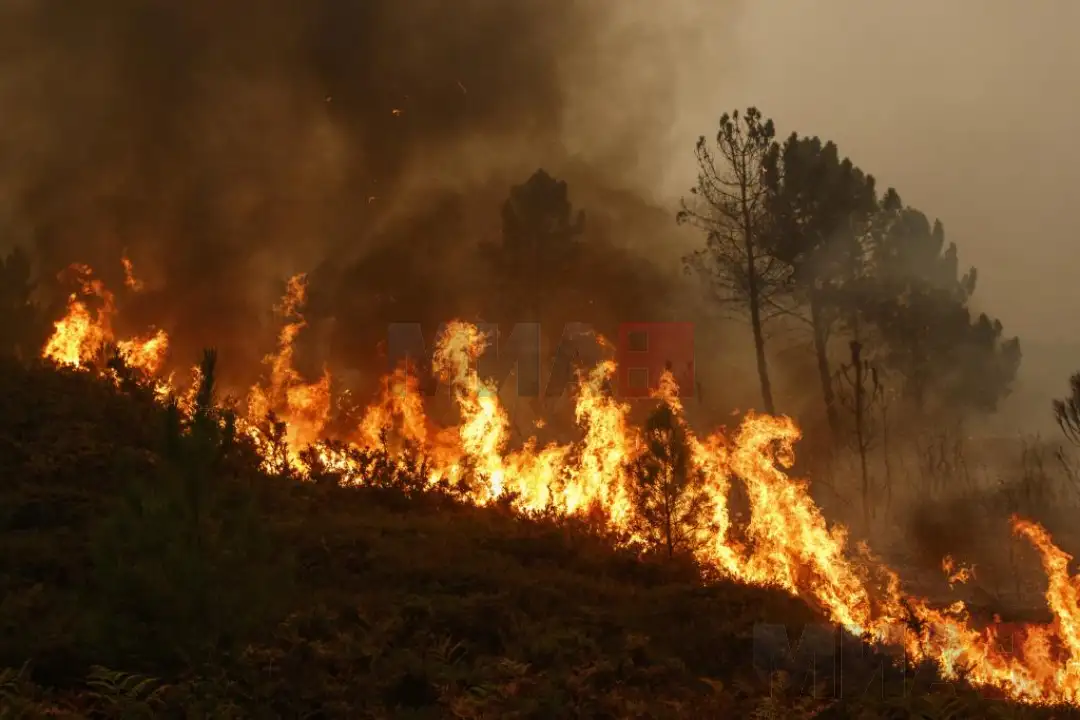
[0,358,1071,718]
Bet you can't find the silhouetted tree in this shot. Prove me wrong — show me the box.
[762,134,879,436]
[679,108,782,414]
[835,340,883,531]
[495,168,585,322]
[861,193,1020,416]
[1054,373,1080,446]
[628,399,711,558]
[477,169,591,421]
[0,246,45,361]
[1051,373,1080,495]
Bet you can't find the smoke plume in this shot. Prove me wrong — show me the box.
[1,0,744,393]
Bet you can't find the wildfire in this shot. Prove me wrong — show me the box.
[34,262,1080,707]
[42,264,115,368]
[943,554,975,588]
[42,259,168,375]
[245,273,332,470]
[121,254,143,291]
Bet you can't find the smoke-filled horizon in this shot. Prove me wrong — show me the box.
[0,0,741,380]
[1,0,1074,433]
[672,0,1079,433]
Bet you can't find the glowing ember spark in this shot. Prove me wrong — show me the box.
[943,554,975,588]
[121,255,143,291]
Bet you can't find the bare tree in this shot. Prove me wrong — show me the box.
[877,380,896,517]
[1052,372,1080,496]
[678,108,784,414]
[1053,373,1080,446]
[835,340,883,532]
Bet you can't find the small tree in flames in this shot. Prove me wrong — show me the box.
[627,399,712,559]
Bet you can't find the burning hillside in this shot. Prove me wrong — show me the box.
[35,258,1080,708]
[0,0,701,395]
[42,261,168,375]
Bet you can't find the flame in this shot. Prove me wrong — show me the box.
[245,274,333,470]
[356,366,429,449]
[35,260,1080,708]
[43,261,170,376]
[42,264,115,368]
[943,554,975,588]
[121,254,143,292]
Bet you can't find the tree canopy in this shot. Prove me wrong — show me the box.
[680,109,1021,430]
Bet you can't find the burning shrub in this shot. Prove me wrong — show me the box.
[627,398,714,560]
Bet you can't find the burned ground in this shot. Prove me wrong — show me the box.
[0,358,1071,718]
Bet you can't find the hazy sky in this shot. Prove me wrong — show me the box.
[2,0,1073,419]
[627,0,1080,347]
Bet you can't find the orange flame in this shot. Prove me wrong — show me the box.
[36,260,1080,708]
[43,261,170,376]
[42,264,115,368]
[246,274,332,470]
[121,254,143,292]
[943,554,975,588]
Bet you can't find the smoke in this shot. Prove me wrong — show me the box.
[699,0,1080,435]
[0,0,749,390]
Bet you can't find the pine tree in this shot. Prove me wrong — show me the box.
[628,399,712,558]
[680,108,782,414]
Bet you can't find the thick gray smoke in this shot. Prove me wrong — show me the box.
[0,0,732,387]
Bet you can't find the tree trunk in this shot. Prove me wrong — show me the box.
[747,291,775,415]
[527,242,548,418]
[850,341,871,532]
[858,440,871,532]
[881,402,893,517]
[664,490,675,558]
[809,292,839,437]
[741,190,775,415]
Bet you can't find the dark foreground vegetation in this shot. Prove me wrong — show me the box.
[2,360,1077,718]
